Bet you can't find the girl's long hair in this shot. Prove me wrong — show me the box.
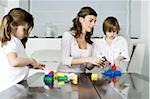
[0,8,34,47]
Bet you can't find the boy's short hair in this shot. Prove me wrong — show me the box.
[103,16,120,35]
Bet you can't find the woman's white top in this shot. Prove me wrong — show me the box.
[93,35,129,65]
[0,36,29,92]
[60,31,92,73]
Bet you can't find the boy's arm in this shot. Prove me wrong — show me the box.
[120,38,129,61]
[114,55,126,67]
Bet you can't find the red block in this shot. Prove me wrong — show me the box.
[112,64,117,70]
[49,71,54,75]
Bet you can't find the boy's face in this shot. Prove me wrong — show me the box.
[105,30,117,39]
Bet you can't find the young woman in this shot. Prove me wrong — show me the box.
[61,7,102,73]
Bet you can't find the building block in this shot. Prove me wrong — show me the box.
[91,73,98,81]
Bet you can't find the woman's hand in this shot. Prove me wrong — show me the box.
[86,57,102,66]
[99,61,111,68]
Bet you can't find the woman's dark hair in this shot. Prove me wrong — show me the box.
[70,6,97,44]
[103,16,120,35]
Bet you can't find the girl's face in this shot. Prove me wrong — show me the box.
[105,30,117,39]
[15,24,32,39]
[80,15,97,33]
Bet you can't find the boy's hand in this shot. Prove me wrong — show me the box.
[114,59,120,67]
[115,55,126,67]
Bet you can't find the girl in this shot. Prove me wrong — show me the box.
[60,7,102,73]
[0,8,44,92]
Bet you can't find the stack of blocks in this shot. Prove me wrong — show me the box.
[103,64,121,84]
[91,64,122,82]
[55,72,78,85]
[43,71,54,89]
[44,71,78,88]
[103,64,121,79]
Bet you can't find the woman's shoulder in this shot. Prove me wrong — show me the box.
[63,31,74,39]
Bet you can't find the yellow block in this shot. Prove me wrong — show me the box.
[91,73,98,81]
[57,81,65,85]
[72,74,78,85]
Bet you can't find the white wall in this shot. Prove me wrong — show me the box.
[0,0,7,20]
[130,0,149,77]
[140,0,149,76]
[4,0,19,14]
[0,5,5,20]
[29,0,129,38]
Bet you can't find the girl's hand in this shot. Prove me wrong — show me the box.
[30,58,45,70]
[33,63,45,70]
[30,58,38,66]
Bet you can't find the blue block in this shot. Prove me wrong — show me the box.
[44,74,54,78]
[114,71,121,76]
[103,69,122,78]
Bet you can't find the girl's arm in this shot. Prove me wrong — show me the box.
[7,52,44,69]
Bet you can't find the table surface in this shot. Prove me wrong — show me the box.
[0,72,149,99]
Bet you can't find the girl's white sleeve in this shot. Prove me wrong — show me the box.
[61,32,73,66]
[4,41,17,54]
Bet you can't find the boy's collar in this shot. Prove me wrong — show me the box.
[103,35,118,41]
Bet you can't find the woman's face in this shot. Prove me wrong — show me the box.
[80,15,97,33]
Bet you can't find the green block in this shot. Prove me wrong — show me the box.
[44,77,53,83]
[58,75,68,82]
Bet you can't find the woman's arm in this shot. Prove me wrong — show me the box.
[61,32,73,66]
[61,32,101,66]
[71,57,102,66]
